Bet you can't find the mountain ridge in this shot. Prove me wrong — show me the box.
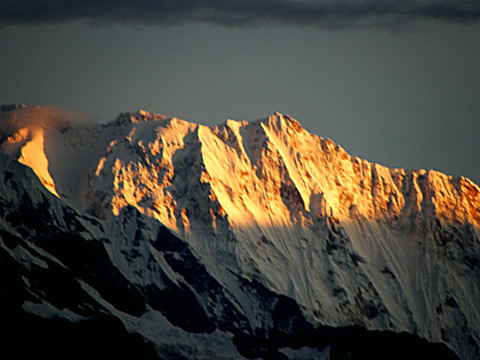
[1,105,479,359]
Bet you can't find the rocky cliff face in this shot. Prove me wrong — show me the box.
[1,105,478,359]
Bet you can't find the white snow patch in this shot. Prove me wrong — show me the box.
[23,300,85,322]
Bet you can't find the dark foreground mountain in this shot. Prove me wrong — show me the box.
[1,106,478,359]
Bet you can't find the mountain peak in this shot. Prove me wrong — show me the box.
[109,109,167,127]
[254,112,304,134]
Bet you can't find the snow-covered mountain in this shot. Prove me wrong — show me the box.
[1,105,478,359]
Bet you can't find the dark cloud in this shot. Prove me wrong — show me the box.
[1,0,479,28]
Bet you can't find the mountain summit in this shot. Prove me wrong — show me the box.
[1,106,478,359]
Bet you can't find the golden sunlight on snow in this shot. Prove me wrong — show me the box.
[2,108,479,359]
[2,109,479,234]
[4,126,59,197]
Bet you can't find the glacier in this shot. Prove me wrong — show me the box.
[0,105,478,359]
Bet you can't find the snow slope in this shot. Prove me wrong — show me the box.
[1,105,479,359]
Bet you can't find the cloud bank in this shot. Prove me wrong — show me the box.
[0,105,86,141]
[1,0,479,28]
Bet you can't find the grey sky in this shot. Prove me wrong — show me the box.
[0,3,479,184]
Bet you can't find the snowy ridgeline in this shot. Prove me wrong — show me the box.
[0,106,479,359]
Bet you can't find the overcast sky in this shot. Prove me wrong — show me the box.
[1,1,479,183]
